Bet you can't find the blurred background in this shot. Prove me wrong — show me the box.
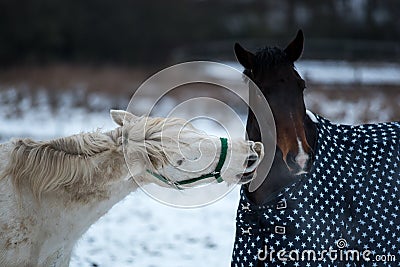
[0,1,399,266]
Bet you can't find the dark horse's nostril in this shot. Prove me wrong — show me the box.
[246,154,258,168]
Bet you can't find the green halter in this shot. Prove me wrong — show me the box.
[147,137,228,189]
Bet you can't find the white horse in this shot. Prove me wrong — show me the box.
[0,110,263,267]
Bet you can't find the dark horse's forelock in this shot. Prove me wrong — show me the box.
[244,47,292,76]
[256,46,292,68]
[243,46,304,89]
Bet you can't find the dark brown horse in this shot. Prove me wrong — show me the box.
[234,30,318,204]
[232,30,400,267]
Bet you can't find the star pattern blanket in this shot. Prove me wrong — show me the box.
[232,115,400,267]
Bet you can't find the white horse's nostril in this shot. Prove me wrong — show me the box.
[248,141,255,148]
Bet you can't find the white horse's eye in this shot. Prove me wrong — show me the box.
[176,159,184,166]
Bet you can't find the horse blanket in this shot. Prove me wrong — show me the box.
[232,114,400,267]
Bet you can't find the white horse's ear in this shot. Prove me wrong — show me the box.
[110,110,138,126]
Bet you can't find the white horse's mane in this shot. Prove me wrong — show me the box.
[0,115,188,200]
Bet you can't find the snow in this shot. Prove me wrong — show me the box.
[298,60,400,85]
[0,60,398,266]
[70,189,240,267]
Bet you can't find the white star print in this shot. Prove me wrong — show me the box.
[232,116,400,267]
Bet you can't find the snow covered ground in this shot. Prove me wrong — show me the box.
[70,189,240,267]
[0,60,398,266]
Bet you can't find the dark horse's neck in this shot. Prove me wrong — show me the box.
[245,109,318,205]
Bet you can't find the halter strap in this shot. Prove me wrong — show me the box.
[147,137,228,189]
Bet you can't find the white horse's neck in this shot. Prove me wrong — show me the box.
[0,128,145,266]
[33,179,136,266]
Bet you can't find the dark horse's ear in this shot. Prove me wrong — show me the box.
[234,43,255,70]
[284,29,304,62]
